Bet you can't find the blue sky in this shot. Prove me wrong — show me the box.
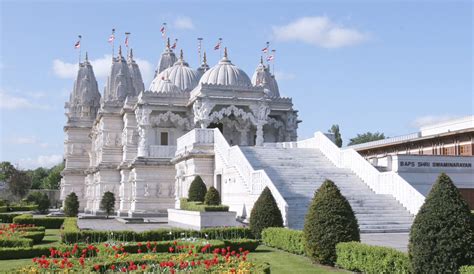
[0,0,472,169]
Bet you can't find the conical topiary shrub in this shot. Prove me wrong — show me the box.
[304,179,360,265]
[204,186,221,205]
[188,176,207,202]
[64,192,79,217]
[409,173,474,273]
[100,191,115,219]
[249,187,283,238]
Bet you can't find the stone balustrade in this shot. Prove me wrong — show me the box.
[149,145,177,158]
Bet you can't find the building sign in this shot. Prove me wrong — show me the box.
[399,161,472,168]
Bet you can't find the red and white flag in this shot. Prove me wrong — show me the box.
[214,40,221,50]
[124,36,129,47]
[108,34,115,43]
[266,55,274,62]
[160,24,166,37]
[262,47,268,53]
[74,40,81,49]
[171,39,177,49]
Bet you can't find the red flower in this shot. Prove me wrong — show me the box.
[138,249,142,254]
[94,264,100,271]
[141,264,147,270]
[110,265,116,270]
[169,247,174,253]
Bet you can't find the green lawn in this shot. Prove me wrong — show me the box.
[36,228,61,247]
[249,245,344,273]
[0,258,33,272]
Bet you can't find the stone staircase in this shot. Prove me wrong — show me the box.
[240,146,414,233]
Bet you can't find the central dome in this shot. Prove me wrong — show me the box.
[199,48,252,87]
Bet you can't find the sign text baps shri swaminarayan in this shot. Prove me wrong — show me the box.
[400,161,472,168]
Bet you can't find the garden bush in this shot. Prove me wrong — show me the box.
[8,205,38,212]
[180,198,229,212]
[100,191,115,218]
[336,242,411,273]
[249,187,283,238]
[460,265,474,274]
[0,237,33,247]
[21,231,45,244]
[0,213,22,223]
[188,176,207,202]
[409,173,474,273]
[0,206,7,213]
[64,192,79,217]
[13,214,65,229]
[204,186,221,205]
[261,227,304,255]
[303,179,360,265]
[0,244,95,260]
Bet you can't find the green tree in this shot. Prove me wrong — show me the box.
[64,192,79,217]
[188,176,207,202]
[29,168,48,189]
[36,193,50,213]
[100,191,115,218]
[249,187,283,238]
[7,169,32,198]
[348,132,385,146]
[304,180,360,265]
[204,186,221,205]
[41,163,64,189]
[328,124,343,148]
[0,161,16,181]
[409,173,474,273]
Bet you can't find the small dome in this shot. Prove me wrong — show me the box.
[251,58,280,97]
[149,50,198,92]
[153,78,182,94]
[199,48,252,87]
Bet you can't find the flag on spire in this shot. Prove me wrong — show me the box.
[214,38,222,50]
[171,39,178,49]
[266,55,274,62]
[262,42,270,53]
[160,23,167,37]
[74,39,81,49]
[108,29,115,43]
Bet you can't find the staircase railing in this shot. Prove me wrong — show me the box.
[278,132,425,215]
[212,129,289,225]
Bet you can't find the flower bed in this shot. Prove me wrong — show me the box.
[13,214,65,229]
[0,223,45,247]
[17,240,269,273]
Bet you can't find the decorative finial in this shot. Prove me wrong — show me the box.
[85,52,88,62]
[129,48,133,59]
[167,37,171,49]
[180,49,184,60]
[224,47,228,58]
[203,52,207,64]
[118,45,122,58]
[260,56,263,64]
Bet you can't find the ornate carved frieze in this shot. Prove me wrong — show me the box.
[193,99,215,128]
[150,111,191,130]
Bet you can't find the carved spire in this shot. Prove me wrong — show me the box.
[224,47,228,58]
[203,52,207,65]
[167,37,171,49]
[118,45,123,58]
[180,49,184,60]
[129,48,134,60]
[260,55,263,65]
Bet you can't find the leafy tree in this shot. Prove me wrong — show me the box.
[204,186,221,205]
[7,169,32,198]
[29,167,48,189]
[36,193,51,213]
[188,176,207,202]
[304,180,360,265]
[41,163,64,189]
[409,173,474,273]
[348,132,385,146]
[249,187,283,238]
[64,192,79,217]
[100,191,115,218]
[0,161,16,181]
[328,124,343,148]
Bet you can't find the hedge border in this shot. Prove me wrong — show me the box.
[261,227,304,255]
[180,198,229,212]
[13,214,65,229]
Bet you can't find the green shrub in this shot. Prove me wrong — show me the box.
[304,180,360,265]
[64,192,79,217]
[100,191,115,218]
[8,205,38,212]
[0,213,22,223]
[25,192,49,213]
[261,227,304,255]
[21,231,45,244]
[0,206,7,213]
[204,186,221,205]
[223,239,260,252]
[180,198,229,212]
[0,244,94,260]
[0,237,33,247]
[188,176,207,202]
[409,173,474,273]
[336,242,411,273]
[13,214,65,229]
[249,187,283,239]
[16,226,45,232]
[460,265,474,274]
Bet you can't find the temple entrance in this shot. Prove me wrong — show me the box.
[208,122,223,133]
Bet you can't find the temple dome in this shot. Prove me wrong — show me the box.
[149,50,198,93]
[199,48,252,87]
[251,58,280,97]
[153,77,182,94]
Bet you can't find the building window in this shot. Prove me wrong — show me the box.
[160,132,169,146]
[460,145,471,156]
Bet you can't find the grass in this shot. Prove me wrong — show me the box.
[36,228,61,246]
[249,245,344,273]
[0,258,33,272]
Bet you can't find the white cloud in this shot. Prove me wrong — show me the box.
[274,71,296,81]
[411,115,461,128]
[52,55,154,86]
[18,154,63,169]
[0,91,49,110]
[10,137,37,145]
[173,16,195,30]
[272,16,369,48]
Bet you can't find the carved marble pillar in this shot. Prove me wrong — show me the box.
[250,101,270,146]
[256,123,264,146]
[135,108,152,157]
[193,99,215,129]
[236,122,250,146]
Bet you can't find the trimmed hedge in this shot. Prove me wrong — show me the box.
[180,198,229,212]
[13,214,65,229]
[261,227,304,255]
[249,187,284,238]
[188,176,207,202]
[21,231,45,244]
[336,242,411,273]
[0,244,94,260]
[62,226,255,244]
[0,206,6,213]
[8,205,38,212]
[0,213,22,223]
[204,186,221,205]
[0,237,33,248]
[460,265,474,274]
[16,226,46,232]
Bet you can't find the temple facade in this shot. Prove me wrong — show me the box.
[60,40,299,216]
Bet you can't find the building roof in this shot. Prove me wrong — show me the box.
[251,57,280,98]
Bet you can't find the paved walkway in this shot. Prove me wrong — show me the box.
[78,218,172,232]
[361,233,409,252]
